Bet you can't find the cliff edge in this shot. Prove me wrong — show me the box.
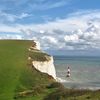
[28,40,56,79]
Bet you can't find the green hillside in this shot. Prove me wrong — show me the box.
[0,40,100,100]
[0,40,55,100]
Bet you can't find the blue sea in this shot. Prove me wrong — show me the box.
[54,56,100,90]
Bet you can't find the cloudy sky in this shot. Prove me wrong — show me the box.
[0,0,100,56]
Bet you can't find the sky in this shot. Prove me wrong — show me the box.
[0,0,100,56]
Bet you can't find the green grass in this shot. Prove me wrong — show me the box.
[29,50,51,61]
[0,40,30,100]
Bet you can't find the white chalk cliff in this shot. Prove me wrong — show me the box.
[32,56,56,79]
[29,40,41,50]
[33,40,41,50]
[30,40,56,79]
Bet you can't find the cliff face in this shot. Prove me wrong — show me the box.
[30,40,56,79]
[32,56,56,79]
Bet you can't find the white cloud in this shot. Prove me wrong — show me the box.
[1,10,100,33]
[0,11,30,22]
[64,34,79,42]
[0,34,23,39]
[42,36,58,44]
[29,0,70,10]
[15,10,100,33]
[39,30,45,34]
[0,24,20,32]
[63,23,100,50]
[18,13,30,19]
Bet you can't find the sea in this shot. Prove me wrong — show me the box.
[54,56,100,90]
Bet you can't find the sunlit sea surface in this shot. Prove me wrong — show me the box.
[54,56,100,90]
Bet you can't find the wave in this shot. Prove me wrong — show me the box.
[56,77,70,83]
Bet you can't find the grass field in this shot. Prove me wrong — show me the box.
[0,40,100,100]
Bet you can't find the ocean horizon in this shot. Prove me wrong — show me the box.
[54,56,100,90]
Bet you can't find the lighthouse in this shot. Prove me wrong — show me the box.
[66,66,71,77]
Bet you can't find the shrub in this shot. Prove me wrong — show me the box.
[44,88,91,100]
[47,82,64,89]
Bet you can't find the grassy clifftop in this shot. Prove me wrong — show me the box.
[29,49,51,61]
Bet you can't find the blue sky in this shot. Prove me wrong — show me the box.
[0,0,100,24]
[0,0,100,55]
[0,0,99,23]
